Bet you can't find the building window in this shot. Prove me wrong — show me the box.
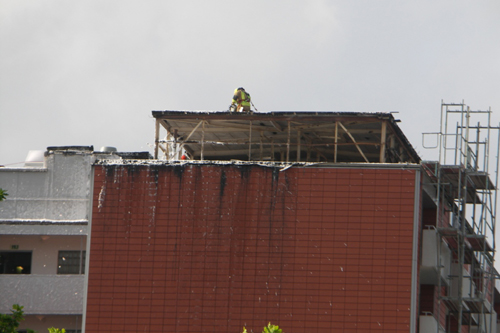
[57,251,85,274]
[0,251,32,274]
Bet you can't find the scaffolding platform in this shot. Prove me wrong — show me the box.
[423,101,499,332]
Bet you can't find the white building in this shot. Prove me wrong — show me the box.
[0,146,150,332]
[0,146,94,332]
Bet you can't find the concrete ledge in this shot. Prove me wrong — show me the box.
[0,275,84,314]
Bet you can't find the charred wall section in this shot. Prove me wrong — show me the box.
[85,163,418,332]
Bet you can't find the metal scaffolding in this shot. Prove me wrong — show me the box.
[422,101,500,332]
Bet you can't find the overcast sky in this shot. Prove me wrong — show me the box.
[1,0,499,166]
[1,1,500,269]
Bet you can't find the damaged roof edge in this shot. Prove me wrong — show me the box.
[94,158,420,170]
[151,110,421,163]
[152,110,399,119]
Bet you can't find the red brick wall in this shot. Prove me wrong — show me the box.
[419,285,447,329]
[85,165,418,332]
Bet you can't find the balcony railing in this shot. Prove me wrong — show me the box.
[0,274,84,314]
[419,314,445,333]
[420,228,452,285]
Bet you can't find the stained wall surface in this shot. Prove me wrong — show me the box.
[85,164,418,333]
[0,151,93,222]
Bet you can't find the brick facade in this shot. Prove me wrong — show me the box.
[85,164,418,332]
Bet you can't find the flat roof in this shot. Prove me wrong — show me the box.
[152,110,420,163]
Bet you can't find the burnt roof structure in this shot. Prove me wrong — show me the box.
[152,110,420,164]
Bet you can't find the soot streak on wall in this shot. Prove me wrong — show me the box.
[87,164,417,332]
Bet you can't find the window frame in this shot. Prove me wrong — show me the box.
[57,250,86,275]
[0,250,33,274]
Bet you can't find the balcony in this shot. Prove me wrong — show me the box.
[419,314,445,333]
[449,264,475,299]
[0,275,84,314]
[444,264,493,317]
[420,228,452,285]
[469,311,497,333]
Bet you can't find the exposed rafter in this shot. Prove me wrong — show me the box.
[152,111,420,164]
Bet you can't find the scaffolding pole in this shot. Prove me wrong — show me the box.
[429,101,499,333]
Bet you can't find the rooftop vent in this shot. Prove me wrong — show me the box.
[24,150,45,167]
[100,146,117,153]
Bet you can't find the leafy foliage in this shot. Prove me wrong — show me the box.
[241,322,283,333]
[0,188,7,202]
[263,323,282,333]
[48,328,65,333]
[0,304,34,333]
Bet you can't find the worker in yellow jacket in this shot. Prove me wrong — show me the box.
[230,87,251,112]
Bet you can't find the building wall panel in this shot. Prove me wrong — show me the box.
[85,164,418,332]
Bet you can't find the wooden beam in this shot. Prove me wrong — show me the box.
[248,121,252,161]
[187,147,378,159]
[178,120,203,156]
[270,121,284,132]
[338,122,370,162]
[201,121,205,161]
[172,129,177,159]
[334,121,338,163]
[158,138,381,147]
[301,133,328,162]
[154,119,160,159]
[271,138,275,161]
[316,150,380,159]
[165,133,170,159]
[170,124,383,134]
[380,121,387,163]
[207,120,276,131]
[159,119,171,131]
[287,121,291,162]
[169,123,382,137]
[306,137,311,162]
[158,142,167,155]
[184,121,203,141]
[297,129,301,162]
[260,132,264,161]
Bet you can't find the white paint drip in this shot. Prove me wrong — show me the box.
[97,185,106,211]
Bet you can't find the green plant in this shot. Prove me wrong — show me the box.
[48,328,65,333]
[263,323,282,333]
[241,322,283,333]
[0,188,7,202]
[0,304,34,333]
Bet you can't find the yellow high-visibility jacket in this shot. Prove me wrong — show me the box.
[232,89,251,107]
